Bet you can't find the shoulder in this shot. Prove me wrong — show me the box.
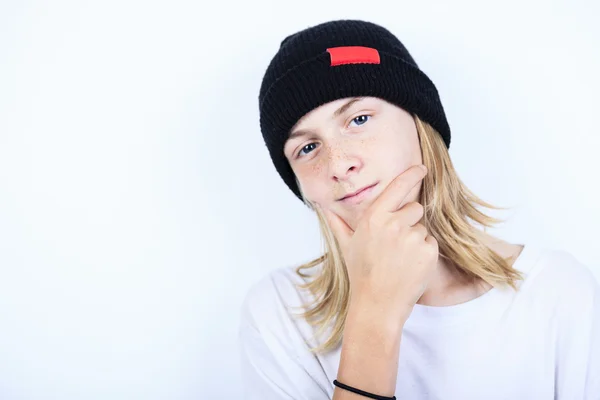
[237,262,334,399]
[521,246,599,310]
[527,247,598,290]
[239,261,323,335]
[525,248,600,395]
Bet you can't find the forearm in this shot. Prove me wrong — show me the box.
[333,297,408,399]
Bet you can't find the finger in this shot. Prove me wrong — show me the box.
[319,206,354,251]
[369,164,427,215]
[425,235,440,259]
[411,223,429,240]
[393,201,425,227]
[425,234,438,248]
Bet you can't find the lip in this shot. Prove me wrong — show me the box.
[338,183,378,204]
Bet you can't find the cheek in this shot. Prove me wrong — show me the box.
[293,161,329,203]
[373,130,421,173]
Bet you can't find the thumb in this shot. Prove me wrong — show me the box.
[318,205,354,252]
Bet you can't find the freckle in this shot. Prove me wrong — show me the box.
[361,136,376,146]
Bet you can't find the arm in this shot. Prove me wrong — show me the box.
[333,295,409,400]
[239,322,330,400]
[553,255,600,399]
[238,277,332,400]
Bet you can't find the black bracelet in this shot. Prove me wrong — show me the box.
[333,380,396,400]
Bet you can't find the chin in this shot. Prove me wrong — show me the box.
[344,207,368,227]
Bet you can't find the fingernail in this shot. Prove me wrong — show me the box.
[420,164,427,173]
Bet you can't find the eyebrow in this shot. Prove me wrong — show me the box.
[287,97,365,141]
[333,96,364,118]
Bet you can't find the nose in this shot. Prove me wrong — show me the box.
[327,145,363,182]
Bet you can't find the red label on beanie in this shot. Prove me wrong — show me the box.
[326,46,381,66]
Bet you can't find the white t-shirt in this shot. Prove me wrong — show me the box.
[238,245,600,399]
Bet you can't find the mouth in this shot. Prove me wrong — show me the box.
[338,182,379,204]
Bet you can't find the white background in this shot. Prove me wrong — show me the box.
[1,0,599,399]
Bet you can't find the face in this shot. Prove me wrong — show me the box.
[283,96,423,229]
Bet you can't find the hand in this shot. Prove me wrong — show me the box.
[321,165,439,320]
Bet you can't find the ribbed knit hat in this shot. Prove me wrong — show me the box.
[258,19,451,201]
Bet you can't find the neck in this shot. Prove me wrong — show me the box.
[416,233,523,307]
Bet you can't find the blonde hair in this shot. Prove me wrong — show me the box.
[290,114,523,355]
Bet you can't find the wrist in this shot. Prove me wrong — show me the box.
[337,295,404,399]
[346,293,410,340]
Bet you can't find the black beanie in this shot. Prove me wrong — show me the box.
[258,19,451,202]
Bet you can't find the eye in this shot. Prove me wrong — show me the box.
[349,115,370,127]
[297,142,318,157]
